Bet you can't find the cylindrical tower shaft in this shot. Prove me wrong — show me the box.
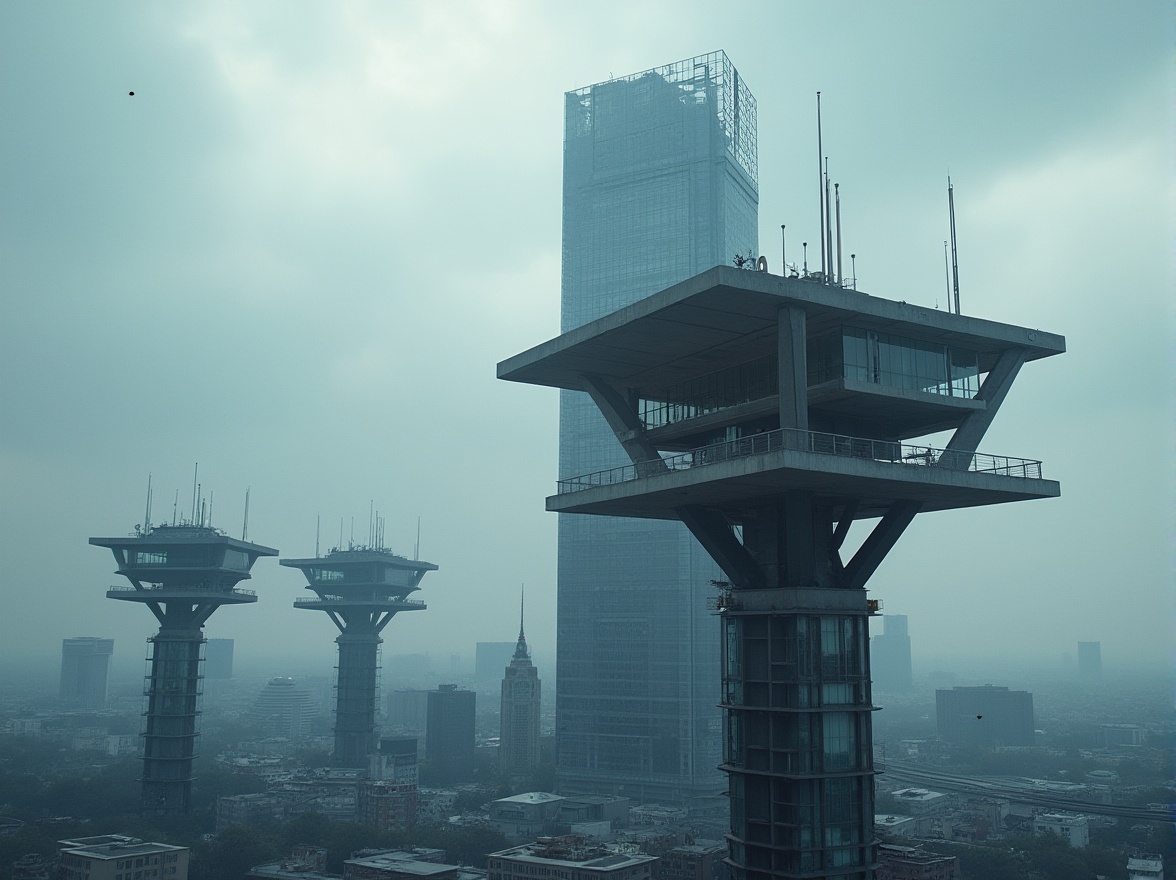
[721,593,875,879]
[141,626,204,811]
[334,631,381,766]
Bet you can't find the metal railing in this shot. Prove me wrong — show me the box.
[107,585,256,597]
[557,427,1043,494]
[294,596,425,607]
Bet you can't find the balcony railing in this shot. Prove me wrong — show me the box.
[557,427,1043,494]
[107,585,256,597]
[294,596,425,607]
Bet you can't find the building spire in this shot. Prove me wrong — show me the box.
[513,585,530,660]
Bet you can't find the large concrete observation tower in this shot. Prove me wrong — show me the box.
[91,523,277,813]
[282,546,438,767]
[499,265,1063,880]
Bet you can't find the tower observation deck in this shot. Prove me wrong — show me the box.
[499,265,1063,880]
[282,547,438,767]
[91,523,277,813]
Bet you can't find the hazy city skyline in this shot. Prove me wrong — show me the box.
[1,2,1170,682]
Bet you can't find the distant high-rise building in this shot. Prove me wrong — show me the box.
[557,50,758,805]
[387,689,430,734]
[204,639,234,679]
[936,686,1035,748]
[499,595,541,776]
[425,684,475,783]
[59,638,114,707]
[476,642,517,682]
[872,615,913,691]
[1077,641,1102,680]
[249,677,314,739]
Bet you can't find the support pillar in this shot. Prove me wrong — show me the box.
[334,631,382,767]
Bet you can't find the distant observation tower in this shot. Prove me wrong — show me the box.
[282,535,438,767]
[91,506,277,813]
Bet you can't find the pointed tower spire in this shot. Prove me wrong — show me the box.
[513,585,530,660]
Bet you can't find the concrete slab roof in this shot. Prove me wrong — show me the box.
[498,265,1065,393]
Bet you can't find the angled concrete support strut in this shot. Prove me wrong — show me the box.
[677,505,765,590]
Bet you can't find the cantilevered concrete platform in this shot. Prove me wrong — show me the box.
[498,265,1064,391]
[545,428,1059,520]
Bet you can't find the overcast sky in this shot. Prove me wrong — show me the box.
[1,1,1171,683]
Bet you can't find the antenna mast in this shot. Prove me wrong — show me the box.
[415,517,421,561]
[316,513,321,557]
[943,240,951,309]
[835,183,843,286]
[190,463,198,525]
[242,487,250,541]
[816,92,826,280]
[144,473,153,532]
[948,177,961,314]
[825,159,834,284]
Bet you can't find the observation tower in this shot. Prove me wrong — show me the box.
[91,521,277,813]
[500,264,1063,880]
[282,544,438,767]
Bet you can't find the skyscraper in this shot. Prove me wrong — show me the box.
[936,685,1035,748]
[425,684,476,784]
[871,615,913,692]
[59,637,114,707]
[1077,641,1102,680]
[500,595,541,776]
[558,50,758,804]
[204,638,234,679]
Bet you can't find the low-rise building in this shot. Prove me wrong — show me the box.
[561,797,630,829]
[488,838,657,880]
[657,842,726,880]
[1127,853,1164,880]
[874,815,918,838]
[890,789,952,818]
[489,793,565,841]
[1032,812,1089,848]
[343,850,482,880]
[875,844,959,880]
[58,836,189,880]
[248,847,337,880]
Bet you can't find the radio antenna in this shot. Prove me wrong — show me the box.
[143,473,153,532]
[943,240,951,310]
[835,183,843,286]
[316,513,321,557]
[190,463,199,524]
[816,92,826,281]
[241,487,250,541]
[948,177,961,314]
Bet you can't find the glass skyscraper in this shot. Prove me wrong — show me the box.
[558,51,759,804]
